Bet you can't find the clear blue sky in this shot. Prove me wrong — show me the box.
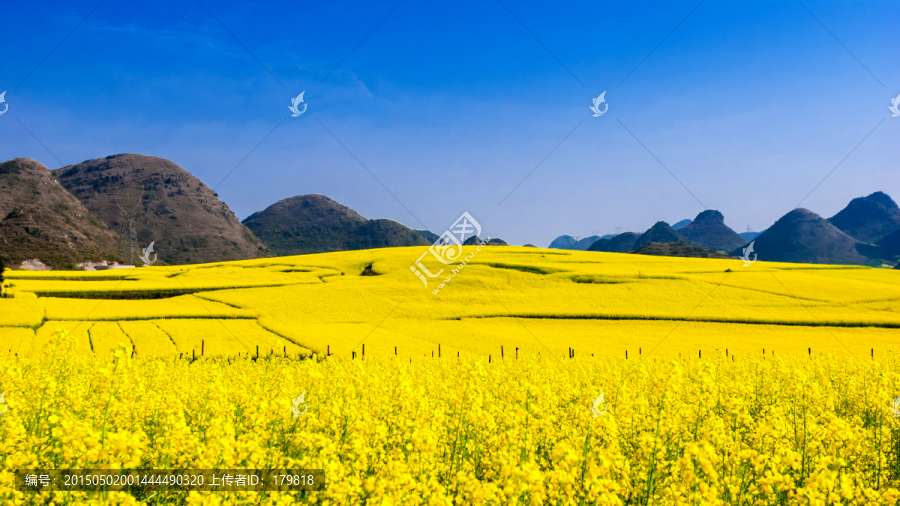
[2,0,897,247]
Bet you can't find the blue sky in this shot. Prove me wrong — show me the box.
[1,0,897,247]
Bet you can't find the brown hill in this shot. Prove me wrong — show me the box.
[632,242,732,259]
[676,210,746,251]
[730,208,867,265]
[242,194,429,255]
[0,158,118,269]
[52,154,268,265]
[828,192,900,244]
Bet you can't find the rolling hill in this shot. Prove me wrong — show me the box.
[828,191,900,244]
[0,158,118,269]
[52,154,267,265]
[242,194,429,255]
[732,208,867,265]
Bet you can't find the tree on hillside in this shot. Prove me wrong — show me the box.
[0,255,5,298]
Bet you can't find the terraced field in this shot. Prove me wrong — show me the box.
[2,246,899,360]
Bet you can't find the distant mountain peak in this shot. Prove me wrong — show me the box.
[548,235,600,250]
[733,207,867,265]
[693,210,725,223]
[828,191,900,244]
[676,210,745,251]
[864,191,899,210]
[634,221,692,250]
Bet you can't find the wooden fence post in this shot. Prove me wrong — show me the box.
[201,340,204,356]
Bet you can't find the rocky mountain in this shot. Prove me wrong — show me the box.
[731,208,867,265]
[588,232,639,253]
[548,235,600,250]
[53,154,267,265]
[632,242,732,259]
[675,210,746,251]
[633,222,693,250]
[671,219,692,230]
[242,194,429,255]
[0,158,119,269]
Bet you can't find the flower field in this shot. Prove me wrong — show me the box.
[2,246,900,359]
[0,332,899,505]
[1,247,900,503]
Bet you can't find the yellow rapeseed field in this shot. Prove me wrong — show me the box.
[1,247,900,503]
[0,330,898,504]
[5,246,898,359]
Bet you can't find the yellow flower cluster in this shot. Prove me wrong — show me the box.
[0,329,898,505]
